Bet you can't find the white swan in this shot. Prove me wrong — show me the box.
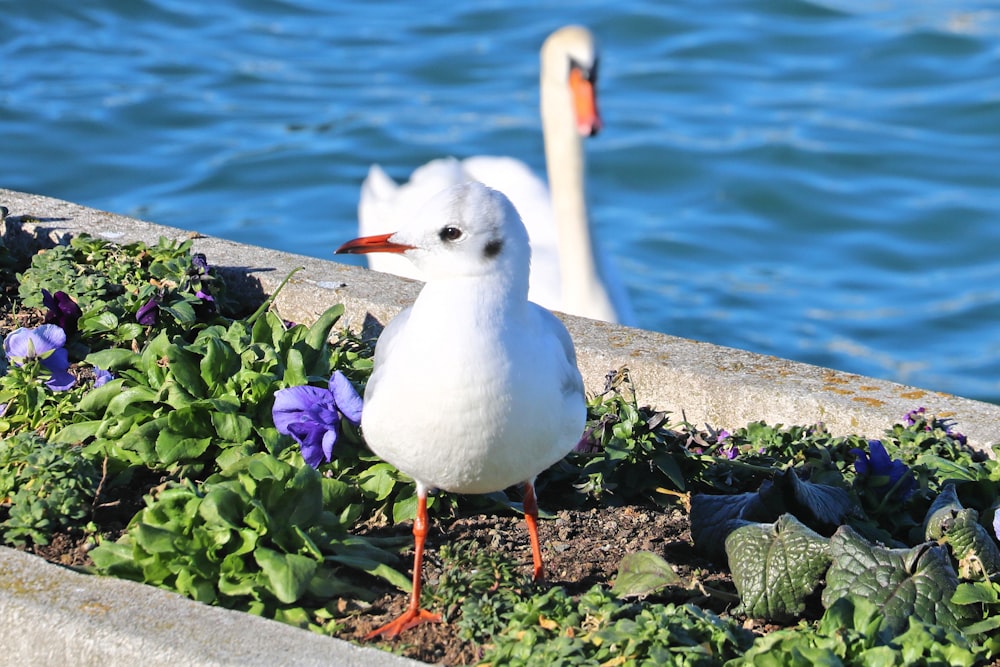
[357,25,632,324]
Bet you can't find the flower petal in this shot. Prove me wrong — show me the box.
[136,298,159,325]
[2,328,33,360]
[272,385,331,434]
[329,371,364,424]
[850,448,869,476]
[321,427,339,463]
[45,368,77,391]
[94,367,114,388]
[41,347,71,374]
[866,440,892,474]
[288,421,328,467]
[33,324,67,353]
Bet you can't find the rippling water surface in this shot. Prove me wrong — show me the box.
[3,0,999,404]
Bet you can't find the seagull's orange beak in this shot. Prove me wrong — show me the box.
[335,233,414,255]
[569,67,602,137]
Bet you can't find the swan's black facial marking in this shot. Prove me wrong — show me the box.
[569,56,598,83]
[439,226,463,242]
[483,238,503,259]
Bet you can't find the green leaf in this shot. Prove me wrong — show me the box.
[726,514,831,621]
[254,547,317,604]
[303,304,345,370]
[922,483,1000,578]
[82,310,120,333]
[942,509,1000,579]
[155,431,212,467]
[198,486,247,528]
[135,523,178,554]
[89,541,142,578]
[611,550,681,598]
[211,412,253,444]
[76,378,128,413]
[952,581,1000,605]
[321,476,356,511]
[359,462,404,502]
[924,483,963,540]
[822,525,971,631]
[85,348,140,372]
[199,336,241,391]
[650,449,686,491]
[50,420,103,444]
[392,490,419,524]
[106,386,158,414]
[165,343,206,397]
[326,554,412,592]
[161,299,197,324]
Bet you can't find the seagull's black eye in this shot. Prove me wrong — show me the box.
[439,226,463,242]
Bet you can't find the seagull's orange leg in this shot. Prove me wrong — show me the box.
[365,487,442,639]
[522,480,544,581]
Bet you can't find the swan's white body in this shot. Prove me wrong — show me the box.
[358,25,632,324]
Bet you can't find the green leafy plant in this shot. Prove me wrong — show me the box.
[0,433,100,546]
[50,305,355,475]
[479,584,754,666]
[558,368,696,506]
[17,234,225,351]
[90,452,408,628]
[737,596,983,666]
[726,514,831,622]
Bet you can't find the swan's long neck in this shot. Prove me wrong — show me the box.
[541,80,617,322]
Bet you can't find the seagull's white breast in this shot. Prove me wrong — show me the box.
[361,294,585,494]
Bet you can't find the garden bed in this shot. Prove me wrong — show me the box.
[2,208,1000,665]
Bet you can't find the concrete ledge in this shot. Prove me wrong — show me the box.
[0,548,423,667]
[1,187,999,665]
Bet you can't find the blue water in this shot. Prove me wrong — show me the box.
[3,0,999,404]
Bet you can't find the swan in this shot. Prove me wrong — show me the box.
[357,25,632,324]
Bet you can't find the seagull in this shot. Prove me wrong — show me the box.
[358,25,632,324]
[336,181,587,638]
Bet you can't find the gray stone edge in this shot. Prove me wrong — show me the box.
[1,187,998,665]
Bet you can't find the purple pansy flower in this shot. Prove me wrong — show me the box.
[272,371,363,468]
[42,289,83,336]
[903,407,928,427]
[2,324,76,390]
[851,439,915,501]
[194,289,217,318]
[93,367,114,388]
[903,407,968,445]
[994,509,1000,543]
[191,253,209,273]
[136,297,159,326]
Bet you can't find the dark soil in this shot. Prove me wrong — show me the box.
[342,502,750,666]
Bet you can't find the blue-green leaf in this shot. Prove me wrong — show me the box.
[726,514,831,621]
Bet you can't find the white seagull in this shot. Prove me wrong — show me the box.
[336,181,586,638]
[358,25,632,324]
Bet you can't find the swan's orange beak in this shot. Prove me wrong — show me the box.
[336,233,414,255]
[570,67,602,137]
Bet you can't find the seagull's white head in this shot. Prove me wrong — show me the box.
[338,181,531,286]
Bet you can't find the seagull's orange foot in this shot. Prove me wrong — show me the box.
[365,607,442,640]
